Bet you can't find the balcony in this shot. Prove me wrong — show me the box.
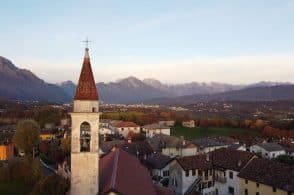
[214,175,227,183]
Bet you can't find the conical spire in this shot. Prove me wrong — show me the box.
[74,48,99,100]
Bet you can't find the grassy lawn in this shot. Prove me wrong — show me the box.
[0,181,32,195]
[171,126,260,139]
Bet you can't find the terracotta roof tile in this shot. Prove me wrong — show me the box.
[99,148,157,195]
[211,148,256,172]
[177,155,212,171]
[74,48,99,100]
[238,158,294,192]
[114,121,140,128]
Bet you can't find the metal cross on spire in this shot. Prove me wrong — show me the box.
[83,38,91,49]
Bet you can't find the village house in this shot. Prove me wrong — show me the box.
[168,154,214,195]
[211,148,257,195]
[142,153,174,185]
[99,119,114,135]
[112,121,140,138]
[143,123,171,138]
[193,138,228,154]
[238,158,294,195]
[0,142,14,160]
[158,120,175,127]
[148,134,198,157]
[182,120,195,128]
[250,142,286,159]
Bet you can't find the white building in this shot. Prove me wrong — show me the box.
[112,121,140,138]
[143,153,173,184]
[148,134,198,157]
[193,138,228,154]
[143,123,170,138]
[182,120,195,128]
[168,155,214,195]
[158,120,175,127]
[250,142,286,159]
[212,148,257,195]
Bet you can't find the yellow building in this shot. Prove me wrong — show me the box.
[0,143,14,160]
[238,158,293,195]
[40,130,54,141]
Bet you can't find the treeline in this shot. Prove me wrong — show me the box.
[102,110,294,139]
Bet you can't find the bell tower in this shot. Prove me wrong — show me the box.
[70,46,99,195]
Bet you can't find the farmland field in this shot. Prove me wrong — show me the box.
[171,126,261,139]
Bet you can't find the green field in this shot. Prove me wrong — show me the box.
[0,181,32,195]
[171,126,260,139]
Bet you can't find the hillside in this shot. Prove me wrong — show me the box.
[147,85,294,105]
[0,56,71,103]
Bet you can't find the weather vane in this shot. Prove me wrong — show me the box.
[83,37,91,48]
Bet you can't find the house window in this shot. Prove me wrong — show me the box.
[192,170,196,176]
[198,170,202,177]
[205,170,208,180]
[228,186,234,195]
[273,153,276,157]
[215,188,218,195]
[273,187,276,192]
[245,189,248,195]
[208,181,212,188]
[256,183,259,188]
[245,180,248,184]
[185,170,189,177]
[163,170,169,177]
[209,169,212,175]
[256,192,259,195]
[229,171,233,179]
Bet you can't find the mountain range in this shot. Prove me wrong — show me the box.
[0,56,70,103]
[0,56,293,104]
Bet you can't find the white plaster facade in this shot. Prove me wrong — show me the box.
[115,126,140,138]
[214,170,240,195]
[162,146,197,157]
[168,160,214,195]
[143,127,170,138]
[250,145,286,159]
[70,100,100,195]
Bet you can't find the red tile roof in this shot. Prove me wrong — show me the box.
[100,148,160,195]
[114,121,140,128]
[238,158,294,192]
[177,154,212,171]
[211,148,256,172]
[74,48,99,101]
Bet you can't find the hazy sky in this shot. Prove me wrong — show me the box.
[1,0,294,84]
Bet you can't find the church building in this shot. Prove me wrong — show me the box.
[70,46,174,195]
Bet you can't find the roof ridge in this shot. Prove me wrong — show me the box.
[110,149,120,189]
